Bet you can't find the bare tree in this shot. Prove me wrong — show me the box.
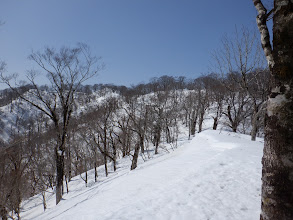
[222,73,251,132]
[87,98,119,176]
[253,0,293,219]
[0,136,32,220]
[114,115,132,157]
[182,90,198,138]
[123,96,149,170]
[0,44,102,204]
[246,69,270,139]
[212,27,267,139]
[207,74,226,130]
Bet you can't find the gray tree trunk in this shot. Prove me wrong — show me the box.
[198,110,205,133]
[104,153,108,177]
[55,144,65,205]
[190,110,198,136]
[42,191,47,211]
[254,0,293,219]
[251,110,258,141]
[131,143,140,170]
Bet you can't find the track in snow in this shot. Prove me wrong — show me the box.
[21,130,263,220]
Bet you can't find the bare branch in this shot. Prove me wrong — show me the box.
[253,0,274,70]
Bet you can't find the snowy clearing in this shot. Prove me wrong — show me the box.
[21,130,263,220]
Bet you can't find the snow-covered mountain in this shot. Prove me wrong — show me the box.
[0,88,120,143]
[0,85,264,220]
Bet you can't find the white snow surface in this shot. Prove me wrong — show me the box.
[21,130,263,220]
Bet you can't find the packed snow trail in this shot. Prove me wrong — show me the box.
[22,130,263,220]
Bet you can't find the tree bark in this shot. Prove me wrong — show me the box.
[251,108,260,141]
[190,110,197,136]
[42,191,47,211]
[67,145,72,182]
[154,125,161,154]
[94,162,98,182]
[55,145,64,205]
[198,110,205,133]
[212,117,218,130]
[131,143,140,170]
[104,153,108,177]
[254,0,293,219]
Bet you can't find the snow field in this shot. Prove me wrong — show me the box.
[21,129,263,220]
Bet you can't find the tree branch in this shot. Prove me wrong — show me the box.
[253,0,274,70]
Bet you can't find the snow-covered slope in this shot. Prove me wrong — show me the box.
[21,130,263,220]
[0,89,120,143]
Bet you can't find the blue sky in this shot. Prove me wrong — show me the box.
[0,0,259,88]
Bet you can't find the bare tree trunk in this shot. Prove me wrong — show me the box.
[103,131,108,177]
[226,105,238,132]
[94,162,98,182]
[65,175,69,194]
[251,110,258,141]
[131,143,140,170]
[112,146,117,172]
[104,153,108,177]
[253,0,293,219]
[125,133,131,156]
[188,115,191,140]
[16,208,20,220]
[55,147,64,205]
[198,110,205,133]
[154,125,160,154]
[139,135,144,156]
[140,141,145,154]
[190,110,198,136]
[85,170,88,187]
[67,145,72,182]
[41,191,47,211]
[212,117,218,130]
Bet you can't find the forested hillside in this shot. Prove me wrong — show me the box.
[0,71,269,219]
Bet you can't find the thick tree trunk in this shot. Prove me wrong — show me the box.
[166,126,171,143]
[112,151,117,172]
[113,160,116,172]
[55,148,64,205]
[251,111,258,141]
[139,135,144,156]
[131,143,140,170]
[226,105,238,132]
[254,0,293,219]
[190,110,198,136]
[140,135,145,154]
[67,145,72,182]
[232,124,237,133]
[154,128,161,154]
[212,117,218,130]
[198,110,205,133]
